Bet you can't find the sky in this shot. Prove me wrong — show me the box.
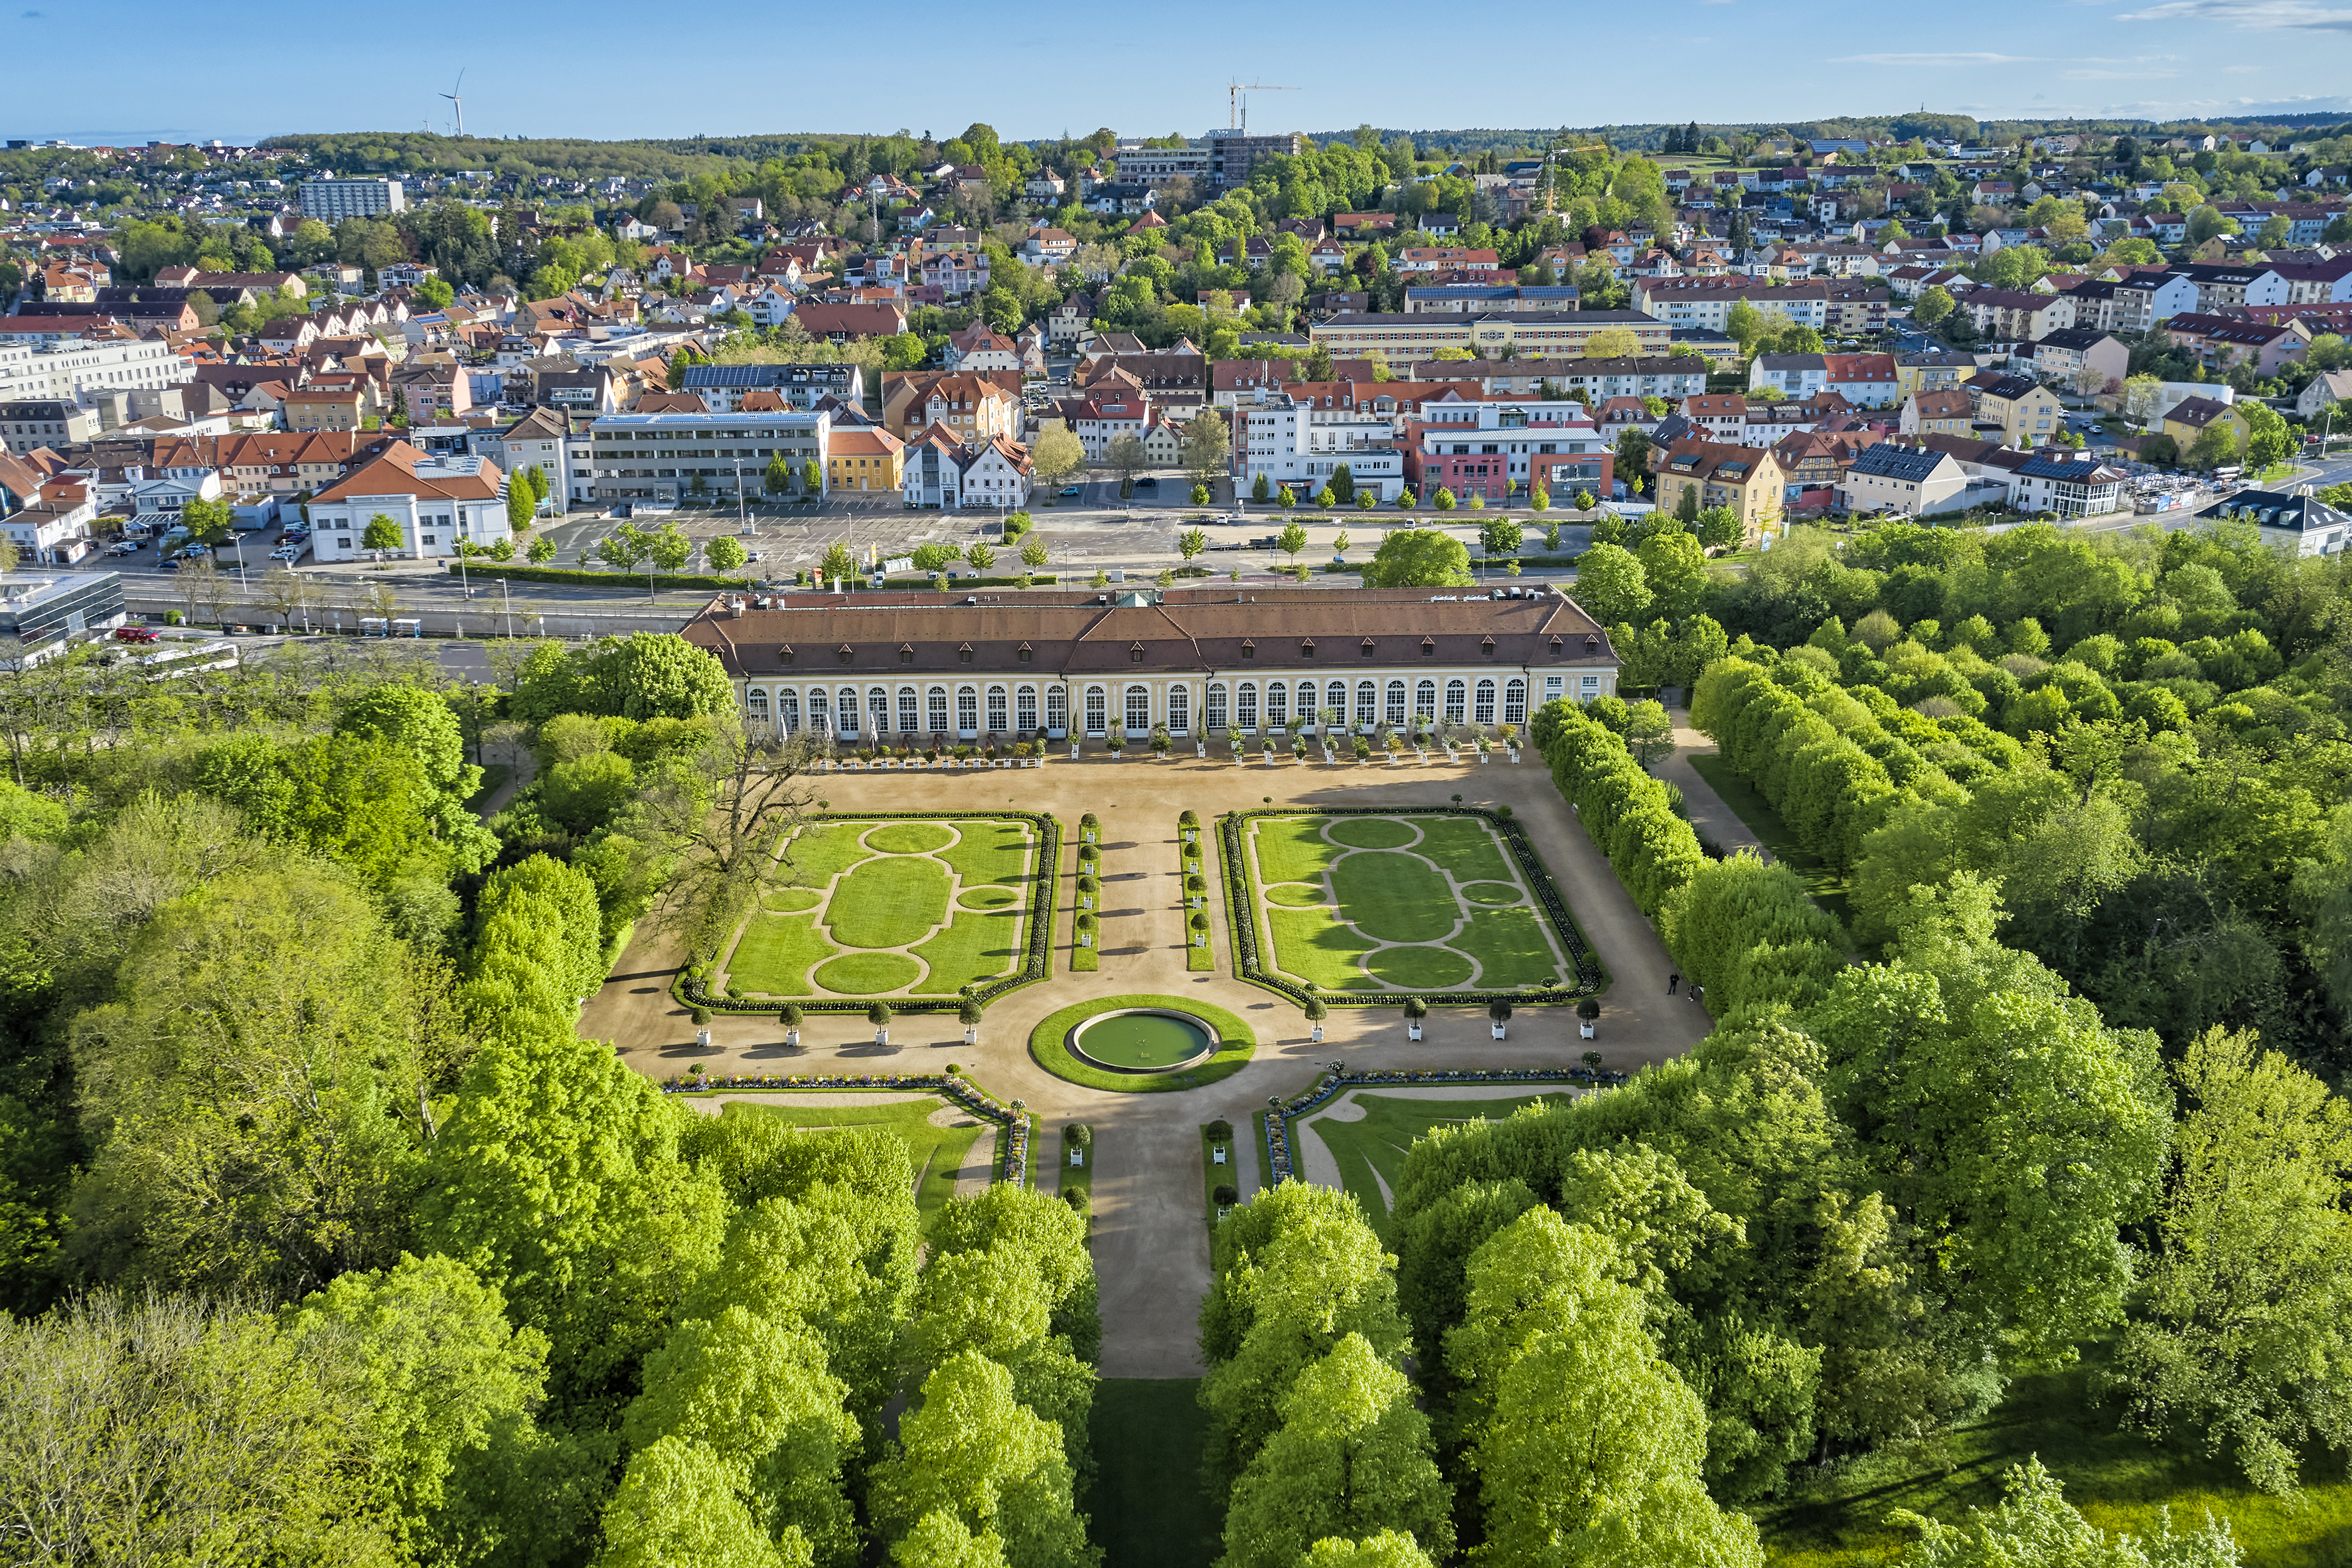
[7,0,2349,147]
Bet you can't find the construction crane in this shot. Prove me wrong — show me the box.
[441,69,466,137]
[1227,80,1296,132]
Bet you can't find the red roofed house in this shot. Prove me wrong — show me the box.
[307,441,515,561]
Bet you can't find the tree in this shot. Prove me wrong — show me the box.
[1330,464,1356,503]
[766,453,795,495]
[1182,414,1230,489]
[1891,1458,2238,1567]
[362,513,404,554]
[804,459,823,494]
[1693,505,1745,552]
[508,477,537,534]
[1030,428,1084,495]
[1218,1335,1454,1568]
[2186,420,2238,472]
[1363,529,1472,588]
[966,542,996,574]
[1915,285,1955,328]
[866,1350,1092,1568]
[2242,404,2293,471]
[1277,486,1297,509]
[1725,299,1767,358]
[707,535,749,574]
[1178,528,1208,562]
[1634,530,1710,621]
[1478,517,1524,558]
[599,523,652,584]
[1020,534,1050,571]
[528,534,558,564]
[1573,542,1652,625]
[597,1435,805,1568]
[1582,327,1642,360]
[1431,487,1455,511]
[1622,699,1675,772]
[2113,1027,2352,1496]
[1106,433,1147,494]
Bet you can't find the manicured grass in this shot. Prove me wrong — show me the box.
[1757,1342,2352,1568]
[761,886,826,913]
[814,951,922,994]
[1264,882,1328,907]
[941,817,1033,888]
[828,854,950,947]
[1305,1092,1576,1237]
[1687,753,1854,925]
[1457,905,1567,990]
[781,821,876,885]
[1367,943,1474,989]
[959,885,1017,909]
[1328,850,1458,943]
[1326,815,1418,849]
[1412,815,1512,882]
[865,819,954,854]
[1028,994,1256,1093]
[1461,880,1522,905]
[1058,1124,1093,1213]
[1265,906,1381,991]
[1251,816,1346,886]
[909,907,1021,994]
[1186,933,1217,972]
[718,1096,982,1221]
[726,912,836,996]
[1091,1380,1221,1568]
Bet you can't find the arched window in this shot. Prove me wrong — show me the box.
[1323,680,1345,722]
[897,686,919,733]
[1415,678,1437,723]
[927,686,949,733]
[1445,678,1467,722]
[1265,680,1287,728]
[1016,684,1038,732]
[957,685,978,734]
[1083,686,1107,736]
[1125,684,1150,732]
[807,688,828,731]
[1237,682,1259,731]
[1385,679,1407,726]
[869,687,890,735]
[783,690,807,732]
[747,688,771,727]
[1206,682,1228,732]
[831,687,855,737]
[1168,685,1191,734]
[1354,680,1377,729]
[1504,678,1527,726]
[1474,677,1496,724]
[1046,686,1068,734]
[986,685,1007,733]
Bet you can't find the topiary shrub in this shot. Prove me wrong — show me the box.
[1206,1119,1233,1141]
[1067,1123,1093,1148]
[1403,996,1427,1020]
[1212,1184,1239,1206]
[690,1006,712,1026]
[866,1002,893,1026]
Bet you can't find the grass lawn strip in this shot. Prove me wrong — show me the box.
[1410,815,1514,883]
[1455,905,1571,990]
[1263,882,1328,907]
[1367,944,1474,990]
[959,886,1017,909]
[939,817,1032,889]
[761,886,825,913]
[714,1095,982,1222]
[1028,994,1257,1094]
[725,912,836,996]
[866,820,955,854]
[814,952,924,994]
[1326,815,1419,849]
[1265,907,1381,991]
[1327,850,1460,944]
[1305,1091,1578,1237]
[782,821,878,886]
[1091,1380,1222,1568]
[1251,816,1347,886]
[1757,1342,2352,1567]
[909,908,1021,994]
[1460,880,1522,906]
[826,854,951,949]
[1687,753,1855,925]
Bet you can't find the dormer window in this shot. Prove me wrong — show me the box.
[1241,641,1256,659]
[837,645,854,665]
[781,645,795,665]
[1300,640,1316,658]
[959,644,974,665]
[1017,643,1034,663]
[1481,637,1497,659]
[1584,635,1600,652]
[899,644,915,664]
[1549,637,1563,657]
[1360,639,1375,658]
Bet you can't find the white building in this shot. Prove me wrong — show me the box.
[0,337,194,409]
[586,410,832,507]
[308,445,512,560]
[298,178,407,220]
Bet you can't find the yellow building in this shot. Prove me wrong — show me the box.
[826,427,905,493]
[1968,372,2064,447]
[2162,396,2251,455]
[1652,438,1786,544]
[281,388,364,432]
[1893,350,1972,400]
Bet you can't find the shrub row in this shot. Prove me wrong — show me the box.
[1531,698,1847,1018]
[674,811,1059,1014]
[446,562,753,591]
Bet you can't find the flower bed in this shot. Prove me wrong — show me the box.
[1259,1064,1628,1184]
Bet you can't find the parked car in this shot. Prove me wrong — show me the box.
[113,626,160,643]
[1135,475,1158,488]
[1058,486,1081,497]
[107,540,141,556]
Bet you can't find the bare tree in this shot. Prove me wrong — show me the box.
[256,566,320,632]
[637,718,823,961]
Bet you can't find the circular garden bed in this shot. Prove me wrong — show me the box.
[1030,993,1257,1093]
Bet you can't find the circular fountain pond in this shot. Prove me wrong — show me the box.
[1069,1008,1216,1073]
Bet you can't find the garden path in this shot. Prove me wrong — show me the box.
[1657,706,1769,862]
[585,752,1711,1378]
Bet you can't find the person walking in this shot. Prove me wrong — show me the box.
[1667,973,1680,994]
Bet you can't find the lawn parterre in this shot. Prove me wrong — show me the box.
[1028,993,1257,1094]
[1221,807,1601,1004]
[1304,1091,1580,1236]
[696,813,1055,1010]
[714,1095,987,1221]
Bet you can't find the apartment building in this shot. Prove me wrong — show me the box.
[587,410,832,505]
[1309,310,1670,360]
[297,177,407,220]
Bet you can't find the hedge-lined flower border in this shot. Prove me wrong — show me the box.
[1216,806,1604,1008]
[675,811,1059,1015]
[1262,1064,1628,1184]
[660,1069,1033,1186]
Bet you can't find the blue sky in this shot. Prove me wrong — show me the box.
[8,0,2348,146]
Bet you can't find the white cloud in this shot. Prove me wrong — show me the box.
[2063,65,2181,76]
[1828,50,2041,64]
[2114,0,2352,29]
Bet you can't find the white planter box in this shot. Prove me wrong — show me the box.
[1407,1022,1423,1041]
[1309,1024,1324,1042]
[1193,933,1207,946]
[964,1026,979,1044]
[1079,933,1093,947]
[875,1028,890,1045]
[1579,1022,1595,1039]
[1490,1023,1508,1039]
[784,1028,800,1048]
[695,1028,712,1048]
[1196,742,1207,757]
[1479,751,1490,764]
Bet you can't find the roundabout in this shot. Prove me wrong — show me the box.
[1030,993,1258,1093]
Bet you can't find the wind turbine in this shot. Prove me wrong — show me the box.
[441,70,465,137]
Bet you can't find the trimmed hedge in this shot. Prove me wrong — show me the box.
[1216,805,1601,1005]
[673,811,1060,1014]
[1534,702,1705,916]
[448,562,752,591]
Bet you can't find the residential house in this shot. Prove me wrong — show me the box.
[2167,262,2288,314]
[2019,328,2129,394]
[1395,248,1501,274]
[1770,428,1884,500]
[959,434,1032,509]
[2009,451,2127,518]
[680,362,865,414]
[826,427,904,493]
[1840,442,1972,516]
[881,371,1022,445]
[1310,311,1670,360]
[1652,439,1786,543]
[1962,288,2075,341]
[307,442,513,561]
[1893,350,1976,400]
[2193,488,2349,556]
[1901,390,1978,438]
[792,301,909,343]
[1749,354,1827,399]
[2294,368,2352,420]
[1822,353,1899,408]
[2163,396,2251,454]
[1068,396,1150,461]
[2159,314,2309,377]
[1679,394,1749,441]
[943,324,1022,373]
[1413,356,1707,402]
[1967,372,2064,446]
[281,386,364,431]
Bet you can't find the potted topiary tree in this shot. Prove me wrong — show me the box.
[781,1002,804,1049]
[1403,995,1427,1041]
[1304,994,1328,1044]
[1577,996,1599,1039]
[1076,873,1097,910]
[692,1006,712,1050]
[1079,812,1100,844]
[868,1001,892,1046]
[1581,1050,1604,1076]
[1189,910,1210,947]
[959,996,984,1044]
[1184,872,1205,909]
[1488,1000,1512,1040]
[1076,911,1095,948]
[1179,808,1200,845]
[1067,1122,1091,1167]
